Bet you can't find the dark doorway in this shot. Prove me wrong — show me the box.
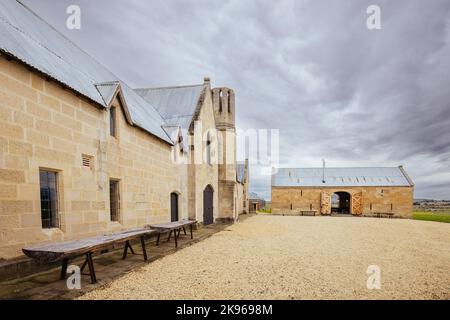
[170,192,179,222]
[203,185,214,225]
[331,192,351,214]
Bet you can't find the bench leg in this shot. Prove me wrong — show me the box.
[140,236,148,261]
[80,257,88,273]
[122,241,129,259]
[86,252,97,284]
[190,224,193,239]
[156,233,161,246]
[167,230,172,242]
[122,240,136,260]
[183,226,187,235]
[174,228,178,248]
[60,258,69,280]
[177,228,181,238]
[129,242,136,255]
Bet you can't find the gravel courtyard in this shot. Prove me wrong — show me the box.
[80,215,450,300]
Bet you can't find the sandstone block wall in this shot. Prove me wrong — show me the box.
[188,88,219,223]
[271,186,413,217]
[0,56,188,259]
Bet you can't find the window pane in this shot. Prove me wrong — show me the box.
[110,108,116,137]
[40,170,58,228]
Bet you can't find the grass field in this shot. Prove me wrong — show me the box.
[413,211,450,223]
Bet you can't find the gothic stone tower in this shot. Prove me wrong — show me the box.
[212,87,238,221]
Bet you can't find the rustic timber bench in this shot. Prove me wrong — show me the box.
[22,228,156,284]
[148,219,197,248]
[373,212,395,218]
[300,210,317,216]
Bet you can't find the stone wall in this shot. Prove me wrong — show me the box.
[271,186,413,217]
[212,88,237,221]
[188,87,219,223]
[235,160,249,216]
[0,56,188,259]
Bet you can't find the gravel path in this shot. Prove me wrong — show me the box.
[80,215,450,300]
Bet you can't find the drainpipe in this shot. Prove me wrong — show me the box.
[322,159,326,184]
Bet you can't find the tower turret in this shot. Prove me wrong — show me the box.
[212,88,235,130]
[212,86,237,221]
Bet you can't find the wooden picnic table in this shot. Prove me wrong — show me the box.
[148,219,197,248]
[22,228,156,283]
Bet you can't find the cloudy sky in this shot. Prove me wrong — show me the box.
[23,0,450,200]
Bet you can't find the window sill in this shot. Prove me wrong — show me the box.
[41,227,63,237]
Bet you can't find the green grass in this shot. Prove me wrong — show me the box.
[413,211,450,223]
[257,207,272,214]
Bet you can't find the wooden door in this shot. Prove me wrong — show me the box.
[321,191,331,215]
[352,192,363,215]
[170,193,178,222]
[203,185,214,225]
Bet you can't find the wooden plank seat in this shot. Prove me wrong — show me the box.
[300,210,317,216]
[148,219,197,248]
[22,228,156,284]
[373,212,395,218]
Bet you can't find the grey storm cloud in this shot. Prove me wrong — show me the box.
[23,0,450,200]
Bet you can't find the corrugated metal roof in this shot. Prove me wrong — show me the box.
[272,167,413,187]
[249,192,260,199]
[135,85,205,130]
[236,163,245,184]
[0,0,172,144]
[95,82,119,106]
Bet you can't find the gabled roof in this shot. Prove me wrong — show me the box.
[95,82,120,106]
[249,192,261,200]
[0,0,172,144]
[162,125,187,153]
[135,84,205,131]
[272,167,414,187]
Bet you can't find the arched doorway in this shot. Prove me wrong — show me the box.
[203,185,214,225]
[331,192,351,214]
[170,192,179,222]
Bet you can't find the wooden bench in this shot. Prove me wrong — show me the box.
[373,212,395,218]
[300,210,317,216]
[22,228,156,284]
[148,220,197,248]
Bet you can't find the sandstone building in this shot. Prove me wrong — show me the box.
[248,192,265,213]
[0,1,248,259]
[271,166,414,217]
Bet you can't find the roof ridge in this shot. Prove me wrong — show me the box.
[135,83,204,91]
[4,1,172,145]
[14,1,119,84]
[95,81,120,86]
[275,166,402,170]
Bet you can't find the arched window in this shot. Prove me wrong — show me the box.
[206,132,211,165]
[219,90,223,112]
